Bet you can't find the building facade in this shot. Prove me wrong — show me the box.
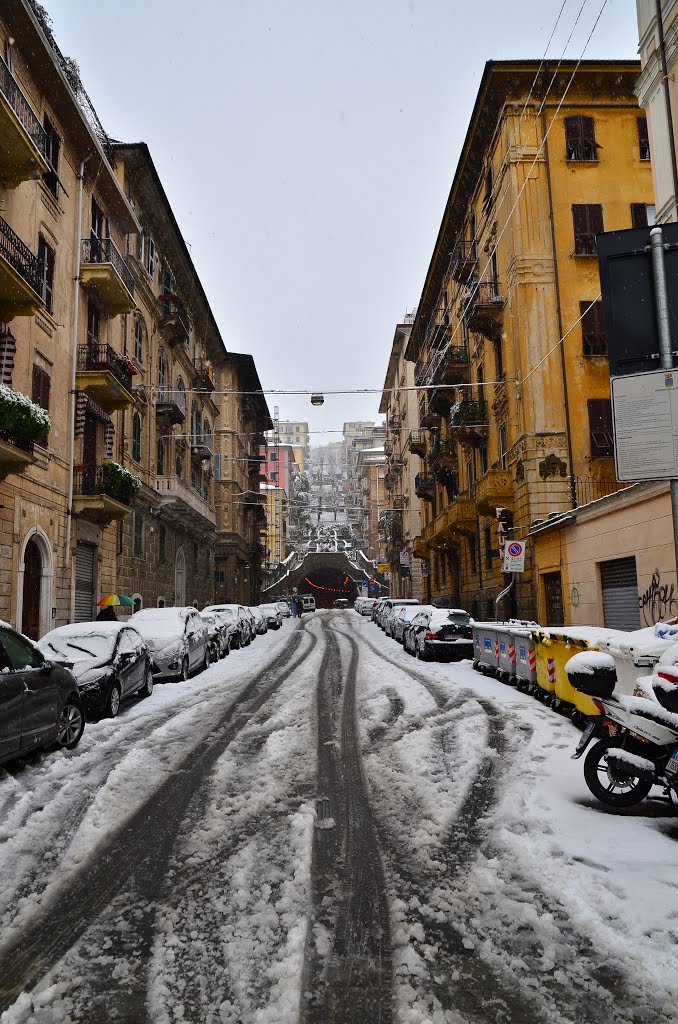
[276,420,309,472]
[636,0,678,223]
[407,60,654,620]
[356,446,386,561]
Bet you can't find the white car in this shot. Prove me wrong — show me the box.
[129,607,207,681]
[248,607,268,635]
[276,601,291,619]
[259,603,283,629]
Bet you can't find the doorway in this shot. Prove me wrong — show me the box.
[22,539,42,640]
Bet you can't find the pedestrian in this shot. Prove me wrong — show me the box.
[291,596,298,618]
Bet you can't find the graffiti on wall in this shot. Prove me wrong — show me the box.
[639,570,678,626]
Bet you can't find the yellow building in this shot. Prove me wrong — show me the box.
[407,60,654,620]
[262,483,288,565]
[277,420,309,472]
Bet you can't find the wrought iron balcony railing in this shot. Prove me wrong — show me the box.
[81,237,135,298]
[574,476,631,508]
[408,429,428,455]
[450,398,488,428]
[414,473,436,500]
[469,280,503,308]
[0,215,42,294]
[194,358,215,392]
[449,238,478,281]
[0,55,47,157]
[77,343,133,393]
[73,464,137,507]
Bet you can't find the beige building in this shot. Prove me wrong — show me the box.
[636,0,678,222]
[379,317,423,599]
[276,420,309,473]
[356,446,386,561]
[262,483,288,565]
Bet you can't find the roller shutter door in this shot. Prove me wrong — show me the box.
[74,542,96,622]
[600,557,640,631]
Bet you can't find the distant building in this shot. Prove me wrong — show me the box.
[276,420,309,472]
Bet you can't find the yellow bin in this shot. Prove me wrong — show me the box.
[531,629,556,701]
[540,627,626,717]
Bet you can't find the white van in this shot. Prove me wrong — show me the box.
[300,595,316,613]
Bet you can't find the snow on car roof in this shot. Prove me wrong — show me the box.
[41,621,129,636]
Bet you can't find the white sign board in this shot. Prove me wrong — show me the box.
[503,540,525,573]
[399,550,411,566]
[612,370,678,481]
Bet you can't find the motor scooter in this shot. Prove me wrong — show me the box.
[567,651,678,809]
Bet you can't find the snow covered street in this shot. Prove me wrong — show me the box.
[0,610,677,1023]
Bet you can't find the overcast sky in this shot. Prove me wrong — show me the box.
[43,0,639,444]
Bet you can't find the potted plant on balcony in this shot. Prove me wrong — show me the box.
[0,383,51,451]
[102,460,142,506]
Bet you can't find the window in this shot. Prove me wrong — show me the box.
[132,412,142,462]
[156,437,166,475]
[580,300,607,356]
[87,301,100,344]
[158,348,167,390]
[587,399,614,457]
[484,525,493,565]
[630,203,656,229]
[134,512,143,558]
[157,597,166,608]
[0,629,43,670]
[543,572,564,626]
[43,115,60,197]
[147,237,155,279]
[572,204,603,255]
[193,542,199,572]
[270,471,278,482]
[469,536,477,576]
[31,365,50,447]
[134,318,143,362]
[564,115,598,161]
[159,525,166,563]
[176,453,183,478]
[493,335,504,380]
[499,423,508,470]
[37,236,55,314]
[637,117,650,161]
[483,164,493,211]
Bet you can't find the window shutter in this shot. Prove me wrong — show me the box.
[588,203,603,237]
[31,365,50,447]
[565,116,583,156]
[137,232,145,262]
[147,238,155,278]
[587,398,614,456]
[213,453,222,480]
[581,116,596,148]
[631,203,648,229]
[580,301,607,355]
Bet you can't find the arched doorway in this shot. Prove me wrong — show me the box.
[175,547,186,606]
[22,539,42,640]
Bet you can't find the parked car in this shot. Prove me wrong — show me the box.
[333,598,349,608]
[259,603,283,629]
[371,598,388,622]
[249,607,268,635]
[38,622,152,718]
[129,607,207,680]
[380,599,420,633]
[1,622,84,765]
[200,612,231,660]
[405,608,474,662]
[300,595,316,613]
[276,601,291,619]
[391,604,425,643]
[203,605,251,648]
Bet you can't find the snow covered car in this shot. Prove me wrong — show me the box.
[259,604,283,629]
[380,599,420,633]
[203,605,252,647]
[406,608,474,662]
[249,607,268,635]
[39,622,153,718]
[391,604,424,643]
[276,601,291,619]
[129,607,207,680]
[333,598,349,608]
[200,612,231,660]
[0,622,84,765]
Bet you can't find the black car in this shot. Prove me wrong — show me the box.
[406,608,474,662]
[0,623,84,766]
[38,622,153,718]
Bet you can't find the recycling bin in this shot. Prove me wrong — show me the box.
[511,626,537,690]
[531,629,557,702]
[495,624,515,684]
[600,626,676,696]
[548,627,624,717]
[473,622,501,676]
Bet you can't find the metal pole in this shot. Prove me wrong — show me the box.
[649,226,678,566]
[495,574,515,622]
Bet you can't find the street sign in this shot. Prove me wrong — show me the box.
[399,550,411,566]
[420,562,429,577]
[503,540,525,573]
[377,563,391,573]
[611,369,678,481]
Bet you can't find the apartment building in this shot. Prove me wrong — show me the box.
[407,60,654,620]
[636,0,678,223]
[378,317,423,599]
[0,0,268,631]
[356,445,386,561]
[276,420,309,472]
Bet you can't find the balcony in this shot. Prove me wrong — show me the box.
[412,536,429,559]
[476,468,514,514]
[427,437,457,475]
[156,387,186,425]
[383,439,393,457]
[445,497,477,535]
[420,403,441,429]
[0,55,49,188]
[415,473,436,501]
[191,432,213,462]
[80,238,135,316]
[76,344,134,412]
[407,430,427,457]
[155,475,216,530]
[0,435,36,480]
[159,294,191,346]
[449,239,478,283]
[450,398,488,446]
[72,464,138,525]
[194,359,215,393]
[467,281,505,339]
[0,215,44,321]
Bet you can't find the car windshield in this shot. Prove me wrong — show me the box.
[41,630,117,661]
[130,611,184,639]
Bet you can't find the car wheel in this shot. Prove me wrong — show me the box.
[105,682,121,718]
[223,638,230,657]
[139,667,154,700]
[55,701,85,750]
[205,645,214,668]
[179,655,190,681]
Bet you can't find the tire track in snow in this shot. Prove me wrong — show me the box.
[300,616,393,1024]
[0,626,315,1017]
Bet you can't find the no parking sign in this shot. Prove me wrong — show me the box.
[503,540,526,573]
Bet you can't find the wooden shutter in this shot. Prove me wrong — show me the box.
[631,203,648,229]
[31,365,50,447]
[573,204,602,254]
[580,301,607,355]
[581,116,597,156]
[637,117,650,160]
[587,398,614,456]
[565,116,584,158]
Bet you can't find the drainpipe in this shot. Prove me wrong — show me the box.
[655,0,678,220]
[64,156,91,591]
[541,88,576,510]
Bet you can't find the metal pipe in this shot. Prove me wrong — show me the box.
[495,573,515,622]
[64,156,90,597]
[649,225,678,568]
[655,0,678,220]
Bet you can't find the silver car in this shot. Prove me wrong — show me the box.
[129,607,207,681]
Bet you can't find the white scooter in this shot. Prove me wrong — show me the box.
[567,651,678,809]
